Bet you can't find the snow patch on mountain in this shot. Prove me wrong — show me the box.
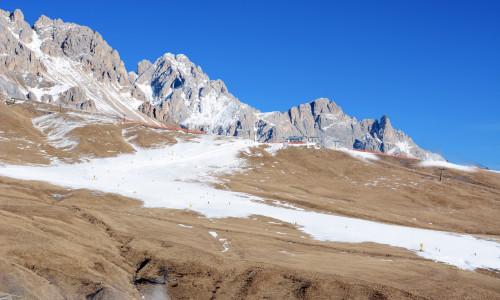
[33,111,117,150]
[180,91,243,131]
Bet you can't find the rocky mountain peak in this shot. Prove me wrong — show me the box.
[309,98,343,116]
[26,13,128,85]
[9,9,24,22]
[379,114,391,128]
[133,51,440,159]
[137,59,152,76]
[0,9,44,73]
[366,115,396,148]
[0,8,151,121]
[0,8,440,160]
[136,52,254,135]
[32,15,52,30]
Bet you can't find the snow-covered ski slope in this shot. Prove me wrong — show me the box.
[0,135,498,271]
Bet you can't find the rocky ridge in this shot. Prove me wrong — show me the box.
[133,54,438,159]
[0,9,151,121]
[0,8,439,159]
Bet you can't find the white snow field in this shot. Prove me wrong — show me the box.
[0,135,499,271]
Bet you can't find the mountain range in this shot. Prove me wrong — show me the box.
[0,8,440,159]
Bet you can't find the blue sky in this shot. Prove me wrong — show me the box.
[4,1,500,169]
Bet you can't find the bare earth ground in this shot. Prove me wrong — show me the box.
[0,101,499,299]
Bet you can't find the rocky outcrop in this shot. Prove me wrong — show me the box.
[133,54,438,159]
[0,10,45,75]
[137,59,152,76]
[60,86,86,104]
[27,90,37,101]
[0,8,439,159]
[136,53,258,137]
[0,76,24,99]
[76,99,96,112]
[0,8,150,119]
[32,15,128,84]
[52,87,95,112]
[40,94,53,103]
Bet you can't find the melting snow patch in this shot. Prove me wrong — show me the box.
[395,141,412,156]
[338,148,379,162]
[219,238,230,252]
[178,224,192,228]
[268,221,282,225]
[272,200,304,211]
[418,160,477,173]
[263,143,285,156]
[209,231,218,238]
[32,112,116,150]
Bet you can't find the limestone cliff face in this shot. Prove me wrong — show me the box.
[32,15,128,84]
[132,53,438,159]
[0,10,46,75]
[0,8,439,159]
[135,53,258,137]
[0,8,148,120]
[59,87,97,113]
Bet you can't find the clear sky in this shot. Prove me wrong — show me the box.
[4,0,500,169]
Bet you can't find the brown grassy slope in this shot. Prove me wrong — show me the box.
[1,176,499,299]
[121,123,178,148]
[0,101,75,165]
[223,146,500,236]
[0,101,188,165]
[69,123,136,158]
[0,101,499,299]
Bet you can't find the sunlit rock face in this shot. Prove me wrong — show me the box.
[0,8,439,159]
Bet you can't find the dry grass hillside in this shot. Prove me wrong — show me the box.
[0,100,499,299]
[226,146,500,235]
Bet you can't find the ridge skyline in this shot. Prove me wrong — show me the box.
[2,1,499,169]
